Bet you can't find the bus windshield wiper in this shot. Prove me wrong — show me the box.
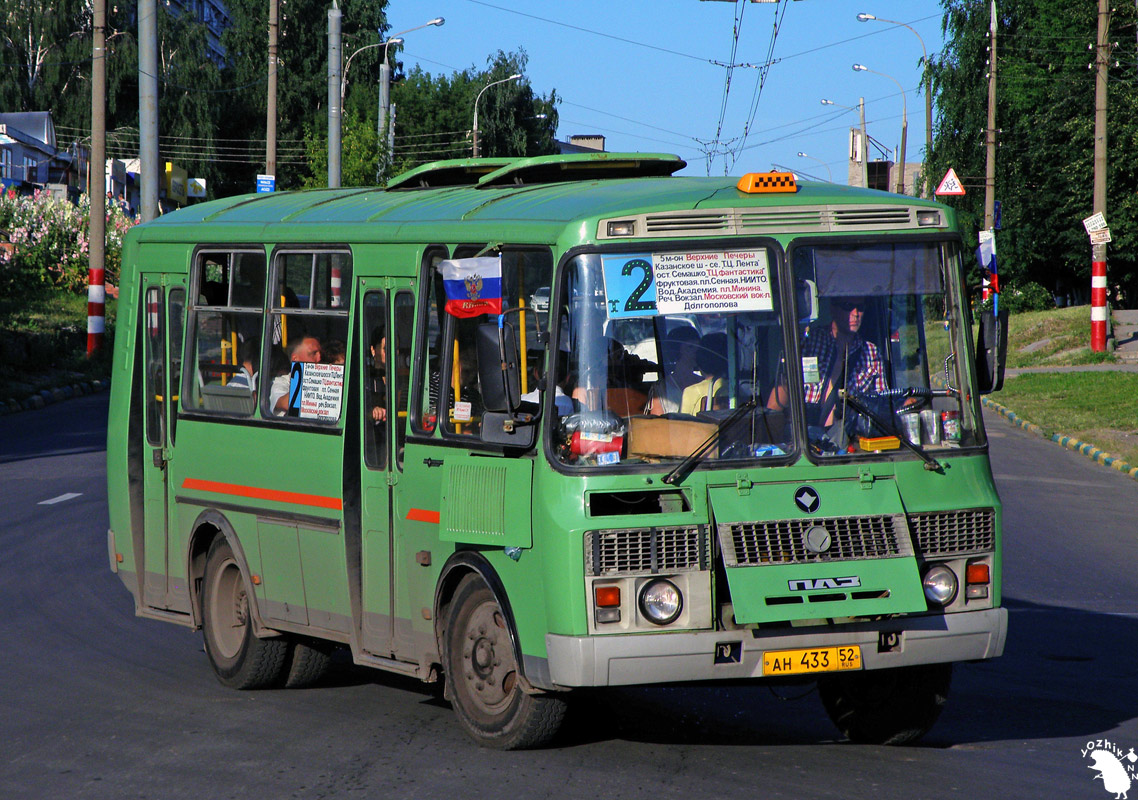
[662,399,757,485]
[841,392,943,472]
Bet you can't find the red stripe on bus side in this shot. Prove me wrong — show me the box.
[182,478,343,511]
[406,508,441,524]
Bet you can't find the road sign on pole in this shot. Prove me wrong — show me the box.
[935,168,965,196]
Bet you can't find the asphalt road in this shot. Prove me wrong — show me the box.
[2,393,1136,800]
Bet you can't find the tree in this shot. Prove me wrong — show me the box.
[389,48,559,177]
[928,0,1138,304]
[0,0,90,128]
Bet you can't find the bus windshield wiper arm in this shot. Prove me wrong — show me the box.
[662,399,757,485]
[841,392,943,472]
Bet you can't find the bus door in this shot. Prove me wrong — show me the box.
[138,275,186,610]
[358,284,415,656]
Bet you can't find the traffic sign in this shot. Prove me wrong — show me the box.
[935,168,965,196]
[256,174,276,193]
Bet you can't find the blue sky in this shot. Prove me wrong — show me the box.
[385,0,947,181]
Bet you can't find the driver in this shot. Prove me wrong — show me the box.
[801,296,887,428]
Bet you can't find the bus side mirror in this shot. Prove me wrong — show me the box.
[976,306,1008,394]
[476,321,521,412]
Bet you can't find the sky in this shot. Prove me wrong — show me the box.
[385,0,948,181]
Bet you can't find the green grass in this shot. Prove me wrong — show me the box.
[993,371,1138,466]
[0,288,116,403]
[1004,304,1114,368]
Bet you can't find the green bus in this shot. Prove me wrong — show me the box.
[107,153,1008,749]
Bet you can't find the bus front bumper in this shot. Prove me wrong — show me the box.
[544,607,1006,688]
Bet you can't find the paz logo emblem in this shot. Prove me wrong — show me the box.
[794,486,819,514]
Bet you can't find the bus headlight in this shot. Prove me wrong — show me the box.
[922,565,958,605]
[639,579,683,625]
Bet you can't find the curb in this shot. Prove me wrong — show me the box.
[0,379,109,416]
[982,395,1138,480]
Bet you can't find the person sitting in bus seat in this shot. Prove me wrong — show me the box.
[227,337,260,392]
[604,337,657,395]
[325,339,346,366]
[680,332,729,415]
[647,326,702,415]
[767,296,887,429]
[520,349,574,416]
[270,334,322,415]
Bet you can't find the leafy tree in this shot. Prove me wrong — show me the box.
[388,48,559,178]
[928,0,1138,304]
[0,0,91,128]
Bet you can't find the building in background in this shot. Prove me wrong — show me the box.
[0,112,85,199]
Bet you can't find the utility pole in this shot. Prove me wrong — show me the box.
[88,0,107,356]
[984,0,997,230]
[138,0,158,221]
[266,0,278,183]
[859,97,868,189]
[1090,0,1111,351]
[328,3,342,188]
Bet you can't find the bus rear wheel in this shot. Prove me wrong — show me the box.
[444,576,566,750]
[818,662,952,745]
[201,537,289,690]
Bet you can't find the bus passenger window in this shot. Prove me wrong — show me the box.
[264,250,352,422]
[362,291,387,470]
[186,250,265,416]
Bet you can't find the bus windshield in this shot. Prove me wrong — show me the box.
[552,247,792,468]
[551,239,981,469]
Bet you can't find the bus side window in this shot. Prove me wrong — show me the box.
[412,249,447,435]
[263,250,352,422]
[392,291,414,467]
[187,250,266,417]
[362,291,387,470]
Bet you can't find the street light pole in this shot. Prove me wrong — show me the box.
[376,17,444,179]
[853,63,907,194]
[857,13,931,196]
[821,98,868,188]
[796,152,832,182]
[472,74,522,158]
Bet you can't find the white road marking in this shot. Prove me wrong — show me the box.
[38,493,82,505]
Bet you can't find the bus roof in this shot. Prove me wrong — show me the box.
[131,153,948,246]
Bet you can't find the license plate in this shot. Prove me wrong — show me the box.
[762,645,862,676]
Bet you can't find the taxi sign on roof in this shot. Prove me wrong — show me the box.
[935,168,965,196]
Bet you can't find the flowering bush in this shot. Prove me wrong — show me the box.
[0,189,136,294]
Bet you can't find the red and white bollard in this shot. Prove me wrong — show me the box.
[87,266,105,356]
[1091,258,1107,352]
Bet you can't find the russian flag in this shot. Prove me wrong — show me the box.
[440,257,503,318]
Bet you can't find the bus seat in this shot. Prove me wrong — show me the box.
[200,383,256,415]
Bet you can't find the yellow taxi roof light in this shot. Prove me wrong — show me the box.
[737,171,798,194]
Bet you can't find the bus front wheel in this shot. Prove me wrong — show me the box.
[201,537,289,689]
[444,575,566,750]
[817,662,952,745]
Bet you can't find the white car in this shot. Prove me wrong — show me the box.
[529,287,550,312]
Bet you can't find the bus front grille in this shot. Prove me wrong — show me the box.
[721,514,910,566]
[907,508,996,557]
[586,526,708,576]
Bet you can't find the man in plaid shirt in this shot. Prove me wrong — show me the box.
[802,296,887,427]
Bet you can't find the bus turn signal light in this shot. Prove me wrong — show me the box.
[966,563,990,584]
[595,585,621,607]
[737,171,798,194]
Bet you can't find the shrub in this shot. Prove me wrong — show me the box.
[997,281,1054,314]
[0,189,136,295]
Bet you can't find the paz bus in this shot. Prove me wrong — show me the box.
[107,153,1008,749]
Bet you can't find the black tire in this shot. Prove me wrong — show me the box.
[201,537,289,690]
[444,575,567,750]
[818,663,952,745]
[282,638,334,689]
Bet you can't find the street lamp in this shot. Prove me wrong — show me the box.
[821,98,868,188]
[853,63,907,195]
[796,151,832,182]
[858,12,931,196]
[377,17,444,177]
[472,73,522,157]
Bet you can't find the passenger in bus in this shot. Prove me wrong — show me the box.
[325,339,346,366]
[269,335,322,415]
[227,337,259,392]
[368,327,387,423]
[647,326,701,415]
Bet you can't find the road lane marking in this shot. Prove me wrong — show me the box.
[38,493,82,505]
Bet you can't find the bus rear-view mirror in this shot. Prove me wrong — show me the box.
[976,306,1008,394]
[476,321,522,412]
